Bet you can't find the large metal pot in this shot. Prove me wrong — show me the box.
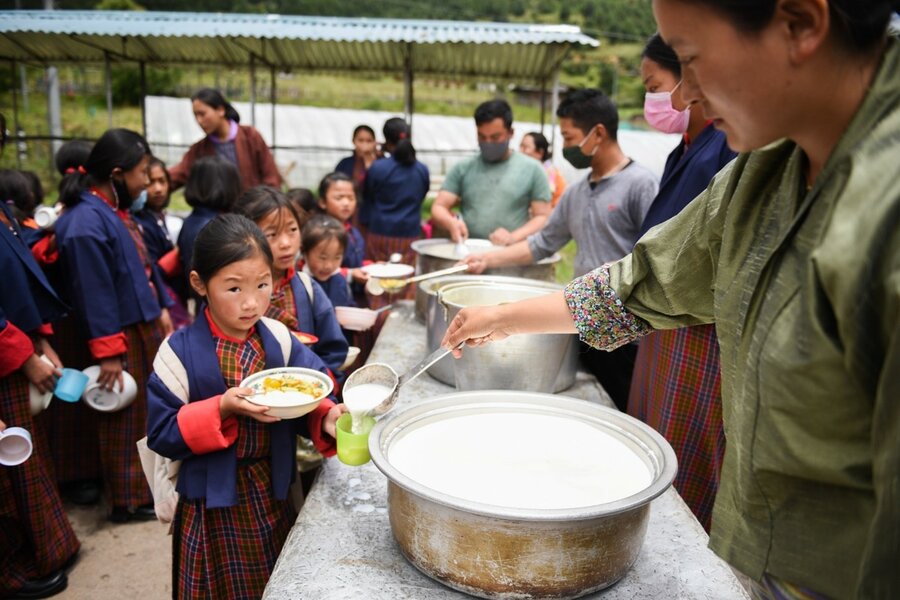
[422,277,569,386]
[411,238,559,282]
[439,283,578,393]
[369,391,678,600]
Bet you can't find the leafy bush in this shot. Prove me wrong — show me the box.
[111,65,183,106]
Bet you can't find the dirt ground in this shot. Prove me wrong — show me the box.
[57,502,171,599]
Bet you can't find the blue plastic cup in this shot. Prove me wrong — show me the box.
[54,368,89,403]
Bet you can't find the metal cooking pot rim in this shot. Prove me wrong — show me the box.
[412,238,561,265]
[369,391,677,522]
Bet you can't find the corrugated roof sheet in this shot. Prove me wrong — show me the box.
[0,10,598,80]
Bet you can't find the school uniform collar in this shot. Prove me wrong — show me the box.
[274,266,295,292]
[204,307,255,343]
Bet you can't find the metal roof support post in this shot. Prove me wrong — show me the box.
[549,67,560,156]
[104,51,113,128]
[250,54,257,127]
[403,43,414,131]
[139,60,147,137]
[10,60,21,169]
[270,64,276,163]
[539,77,548,133]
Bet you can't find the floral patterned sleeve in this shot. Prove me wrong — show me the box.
[564,266,652,350]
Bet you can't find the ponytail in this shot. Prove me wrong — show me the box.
[192,88,241,124]
[58,170,90,208]
[382,117,416,166]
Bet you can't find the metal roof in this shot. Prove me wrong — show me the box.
[0,10,598,80]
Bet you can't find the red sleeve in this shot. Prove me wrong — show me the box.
[176,396,239,455]
[88,332,128,360]
[361,259,374,267]
[0,322,35,378]
[307,398,336,457]
[31,235,59,266]
[157,247,181,278]
[36,323,54,337]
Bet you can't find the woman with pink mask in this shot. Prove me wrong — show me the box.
[628,33,736,533]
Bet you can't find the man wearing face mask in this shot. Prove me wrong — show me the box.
[431,100,552,246]
[461,89,658,411]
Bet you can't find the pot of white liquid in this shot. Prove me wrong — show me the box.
[411,239,559,282]
[369,391,678,600]
[437,283,578,393]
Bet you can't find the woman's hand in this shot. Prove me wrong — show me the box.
[159,308,174,337]
[459,253,489,274]
[441,306,513,357]
[0,418,6,432]
[219,387,281,424]
[351,268,370,283]
[322,403,348,439]
[98,356,124,391]
[22,353,62,394]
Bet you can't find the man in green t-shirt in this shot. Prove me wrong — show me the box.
[431,100,552,245]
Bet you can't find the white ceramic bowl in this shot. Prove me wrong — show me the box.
[240,367,333,419]
[81,366,138,412]
[28,355,55,416]
[335,307,378,331]
[339,346,361,371]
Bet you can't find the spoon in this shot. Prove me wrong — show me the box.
[454,215,470,257]
[342,345,460,416]
[366,264,470,296]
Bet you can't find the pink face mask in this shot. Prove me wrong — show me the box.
[643,81,690,134]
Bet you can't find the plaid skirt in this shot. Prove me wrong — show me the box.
[41,314,102,484]
[628,325,725,532]
[0,372,80,596]
[172,460,296,600]
[99,320,163,509]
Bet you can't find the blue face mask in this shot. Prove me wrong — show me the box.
[130,189,148,213]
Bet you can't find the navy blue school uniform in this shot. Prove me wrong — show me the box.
[0,205,80,595]
[639,124,737,236]
[304,267,355,309]
[177,206,220,280]
[341,222,366,269]
[133,208,173,263]
[54,189,164,510]
[363,156,430,238]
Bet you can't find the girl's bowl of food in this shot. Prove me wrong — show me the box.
[240,367,333,419]
[335,307,378,331]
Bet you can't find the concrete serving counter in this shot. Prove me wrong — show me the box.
[264,301,749,600]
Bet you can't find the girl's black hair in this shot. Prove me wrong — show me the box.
[317,171,353,202]
[21,171,44,207]
[54,139,93,175]
[523,132,551,162]
[642,33,682,79]
[682,0,895,53]
[301,214,347,255]
[383,117,416,166]
[184,155,241,212]
[352,124,375,140]
[235,185,302,229]
[286,187,316,228]
[191,213,273,284]
[58,129,149,208]
[0,169,36,220]
[191,88,241,124]
[147,156,172,210]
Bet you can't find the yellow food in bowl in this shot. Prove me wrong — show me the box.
[379,278,408,292]
[262,375,325,398]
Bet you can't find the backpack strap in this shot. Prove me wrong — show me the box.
[259,316,293,364]
[296,270,315,308]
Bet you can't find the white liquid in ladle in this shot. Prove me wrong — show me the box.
[343,383,392,433]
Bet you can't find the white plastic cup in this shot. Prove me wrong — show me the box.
[34,205,60,230]
[0,427,33,466]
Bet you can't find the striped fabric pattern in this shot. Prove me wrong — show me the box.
[628,325,724,532]
[749,573,831,600]
[173,330,297,599]
[100,321,162,509]
[0,372,80,596]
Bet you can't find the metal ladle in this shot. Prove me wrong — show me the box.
[365,263,470,296]
[343,344,459,416]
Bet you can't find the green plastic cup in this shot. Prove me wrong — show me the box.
[336,413,376,466]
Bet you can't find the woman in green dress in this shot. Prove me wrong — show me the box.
[443,1,899,597]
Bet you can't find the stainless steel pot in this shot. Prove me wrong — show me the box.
[411,238,559,282]
[369,391,678,600]
[422,277,566,386]
[439,283,578,393]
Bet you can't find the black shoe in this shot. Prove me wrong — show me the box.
[109,504,157,523]
[9,570,67,599]
[62,479,102,506]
